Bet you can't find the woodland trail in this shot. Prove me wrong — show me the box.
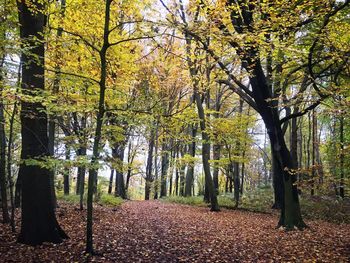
[0,200,349,262]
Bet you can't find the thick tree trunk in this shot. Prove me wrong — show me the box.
[250,60,305,229]
[17,0,68,245]
[14,175,21,208]
[114,146,126,199]
[271,150,283,209]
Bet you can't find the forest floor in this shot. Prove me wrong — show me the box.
[0,200,349,262]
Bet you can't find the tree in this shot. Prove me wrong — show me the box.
[16,0,68,245]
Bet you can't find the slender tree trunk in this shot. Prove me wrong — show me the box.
[175,147,180,196]
[160,143,169,198]
[78,146,86,211]
[48,0,66,209]
[194,89,219,211]
[240,160,245,195]
[225,171,229,193]
[212,144,220,194]
[17,0,68,245]
[145,127,155,200]
[63,145,70,195]
[168,146,175,196]
[108,169,114,194]
[86,0,111,254]
[153,124,159,200]
[7,75,18,232]
[339,115,344,198]
[298,119,303,182]
[179,146,186,196]
[316,123,324,184]
[0,55,9,223]
[185,125,196,196]
[233,162,240,208]
[125,140,133,191]
[307,111,313,195]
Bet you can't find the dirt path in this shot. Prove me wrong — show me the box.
[0,200,349,262]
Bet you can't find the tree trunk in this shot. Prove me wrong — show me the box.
[212,144,220,194]
[153,124,159,200]
[233,162,240,207]
[114,146,126,199]
[160,143,169,198]
[194,90,219,211]
[125,140,134,191]
[63,145,70,195]
[17,0,68,245]
[339,115,344,198]
[168,147,175,196]
[0,55,9,223]
[7,73,18,232]
[86,0,111,254]
[250,60,305,229]
[145,127,155,200]
[185,125,196,196]
[48,2,66,211]
[175,148,180,196]
[108,169,114,194]
[311,109,316,195]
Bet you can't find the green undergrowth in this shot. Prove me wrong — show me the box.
[162,187,350,224]
[300,196,350,224]
[57,192,124,207]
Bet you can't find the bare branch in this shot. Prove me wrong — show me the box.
[50,27,100,52]
[46,68,100,84]
[217,79,258,113]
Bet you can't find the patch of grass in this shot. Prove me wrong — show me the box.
[56,192,82,204]
[162,188,350,224]
[57,192,123,207]
[162,196,206,207]
[98,194,124,207]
